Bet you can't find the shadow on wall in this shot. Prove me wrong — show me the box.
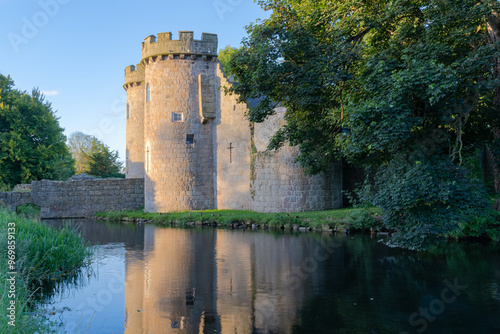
[126,155,145,179]
[213,66,253,211]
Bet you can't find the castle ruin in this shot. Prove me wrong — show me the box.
[124,31,343,213]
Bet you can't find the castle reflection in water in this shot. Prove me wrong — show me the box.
[123,226,328,333]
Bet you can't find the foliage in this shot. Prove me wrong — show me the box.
[69,132,123,178]
[450,209,500,241]
[361,157,490,249]
[461,148,484,182]
[0,74,75,187]
[0,263,55,333]
[16,203,41,218]
[0,207,91,333]
[0,208,91,284]
[229,0,500,249]
[68,131,94,174]
[84,138,123,177]
[342,208,381,231]
[218,45,240,78]
[46,154,75,181]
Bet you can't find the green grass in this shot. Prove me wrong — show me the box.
[0,207,92,333]
[0,266,48,333]
[16,204,41,218]
[96,207,381,230]
[97,206,500,243]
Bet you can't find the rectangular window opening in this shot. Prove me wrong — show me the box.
[172,112,184,122]
[186,134,195,145]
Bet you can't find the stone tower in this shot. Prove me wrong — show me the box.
[126,31,219,212]
[125,30,343,214]
[124,64,145,178]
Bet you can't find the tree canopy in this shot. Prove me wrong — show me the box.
[68,131,94,174]
[229,0,500,249]
[68,131,123,178]
[218,45,241,77]
[0,74,74,188]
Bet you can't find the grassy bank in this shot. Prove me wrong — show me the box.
[96,207,383,232]
[96,207,500,243]
[0,207,92,333]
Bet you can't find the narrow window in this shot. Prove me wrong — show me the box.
[126,104,130,119]
[146,84,151,103]
[228,142,233,163]
[186,134,195,145]
[172,112,183,122]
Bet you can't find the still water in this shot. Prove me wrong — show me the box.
[42,219,500,334]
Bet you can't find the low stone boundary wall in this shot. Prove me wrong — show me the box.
[0,178,144,219]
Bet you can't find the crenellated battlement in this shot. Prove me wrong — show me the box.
[141,31,218,60]
[124,64,145,88]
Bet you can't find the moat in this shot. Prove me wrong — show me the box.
[42,219,500,334]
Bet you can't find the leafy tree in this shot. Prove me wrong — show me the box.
[68,132,123,178]
[68,131,94,174]
[229,0,500,249]
[85,144,123,178]
[79,135,123,178]
[47,154,75,181]
[0,74,74,187]
[218,45,241,77]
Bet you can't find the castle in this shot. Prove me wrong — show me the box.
[124,31,343,213]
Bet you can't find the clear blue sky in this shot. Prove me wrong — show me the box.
[0,0,268,162]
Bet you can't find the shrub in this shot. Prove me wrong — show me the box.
[343,208,380,231]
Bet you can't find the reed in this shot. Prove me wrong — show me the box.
[0,207,92,333]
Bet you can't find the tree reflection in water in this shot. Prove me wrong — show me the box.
[44,220,500,334]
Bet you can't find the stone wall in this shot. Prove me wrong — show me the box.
[125,64,145,179]
[0,191,33,212]
[215,63,252,210]
[143,54,217,212]
[0,178,144,219]
[250,111,343,213]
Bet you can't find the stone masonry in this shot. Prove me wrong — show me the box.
[141,32,218,212]
[0,178,144,219]
[125,64,145,179]
[251,110,343,212]
[124,31,343,213]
